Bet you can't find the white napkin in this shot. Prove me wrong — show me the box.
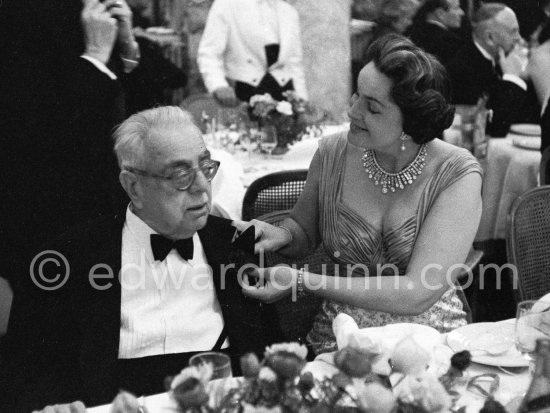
[328,314,448,376]
[332,313,359,349]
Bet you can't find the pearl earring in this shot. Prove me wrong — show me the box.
[400,132,408,151]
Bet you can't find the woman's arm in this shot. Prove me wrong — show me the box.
[244,170,483,315]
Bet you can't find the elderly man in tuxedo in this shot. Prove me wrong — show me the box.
[446,2,528,137]
[1,107,279,412]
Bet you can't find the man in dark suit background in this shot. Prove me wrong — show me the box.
[446,2,528,137]
[409,0,466,66]
[1,106,279,412]
[0,0,139,332]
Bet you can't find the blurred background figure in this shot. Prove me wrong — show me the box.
[0,0,139,330]
[527,17,550,155]
[197,0,308,107]
[351,0,420,91]
[409,0,466,65]
[446,2,528,137]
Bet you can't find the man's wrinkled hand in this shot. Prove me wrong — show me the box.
[213,86,238,107]
[81,0,118,64]
[32,400,86,413]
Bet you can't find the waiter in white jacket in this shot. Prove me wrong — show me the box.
[197,0,308,106]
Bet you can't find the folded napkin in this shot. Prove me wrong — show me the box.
[323,313,449,376]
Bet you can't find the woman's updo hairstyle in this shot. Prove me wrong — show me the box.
[364,33,455,144]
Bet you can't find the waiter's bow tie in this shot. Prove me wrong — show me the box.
[150,234,194,261]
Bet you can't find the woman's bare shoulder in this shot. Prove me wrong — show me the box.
[426,139,477,164]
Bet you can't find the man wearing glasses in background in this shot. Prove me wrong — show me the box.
[1,107,279,412]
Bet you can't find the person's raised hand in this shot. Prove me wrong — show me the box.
[241,265,296,303]
[498,46,528,79]
[32,401,86,413]
[213,86,238,107]
[81,0,118,64]
[232,219,292,254]
[104,0,135,50]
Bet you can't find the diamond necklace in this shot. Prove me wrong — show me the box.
[361,144,427,194]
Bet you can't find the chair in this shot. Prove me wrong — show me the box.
[242,169,309,221]
[257,210,326,344]
[541,146,550,186]
[506,186,550,302]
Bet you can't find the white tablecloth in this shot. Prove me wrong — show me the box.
[475,135,541,241]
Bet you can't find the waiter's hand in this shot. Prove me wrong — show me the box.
[32,401,86,413]
[213,86,238,107]
[81,0,118,64]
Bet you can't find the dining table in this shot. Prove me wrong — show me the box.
[86,319,532,413]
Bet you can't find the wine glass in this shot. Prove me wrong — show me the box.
[240,132,258,161]
[515,300,550,365]
[260,125,278,157]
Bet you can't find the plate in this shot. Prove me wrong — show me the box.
[510,123,541,136]
[512,137,541,150]
[447,322,529,367]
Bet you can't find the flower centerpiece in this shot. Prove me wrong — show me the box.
[248,91,322,154]
[164,338,509,413]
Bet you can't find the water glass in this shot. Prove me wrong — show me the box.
[189,351,233,380]
[515,300,550,363]
[260,125,278,156]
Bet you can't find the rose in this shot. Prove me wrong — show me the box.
[355,382,396,413]
[276,101,293,116]
[334,346,375,377]
[171,377,209,410]
[241,353,261,378]
[264,351,306,380]
[390,336,431,376]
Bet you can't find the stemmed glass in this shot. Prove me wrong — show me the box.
[240,132,258,161]
[260,125,278,157]
[515,300,550,365]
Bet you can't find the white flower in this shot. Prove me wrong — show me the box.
[276,101,293,116]
[258,366,278,382]
[249,93,275,106]
[394,373,452,413]
[354,381,396,413]
[170,364,213,389]
[264,342,308,360]
[390,336,431,376]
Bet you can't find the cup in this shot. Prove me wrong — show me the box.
[454,105,490,159]
[515,300,550,366]
[189,351,233,380]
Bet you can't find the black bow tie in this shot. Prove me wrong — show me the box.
[150,234,194,261]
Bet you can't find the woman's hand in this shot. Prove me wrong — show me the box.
[242,265,298,303]
[233,219,292,254]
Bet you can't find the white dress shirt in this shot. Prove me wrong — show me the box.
[118,207,228,359]
[197,0,308,99]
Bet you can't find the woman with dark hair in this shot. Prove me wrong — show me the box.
[238,34,483,354]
